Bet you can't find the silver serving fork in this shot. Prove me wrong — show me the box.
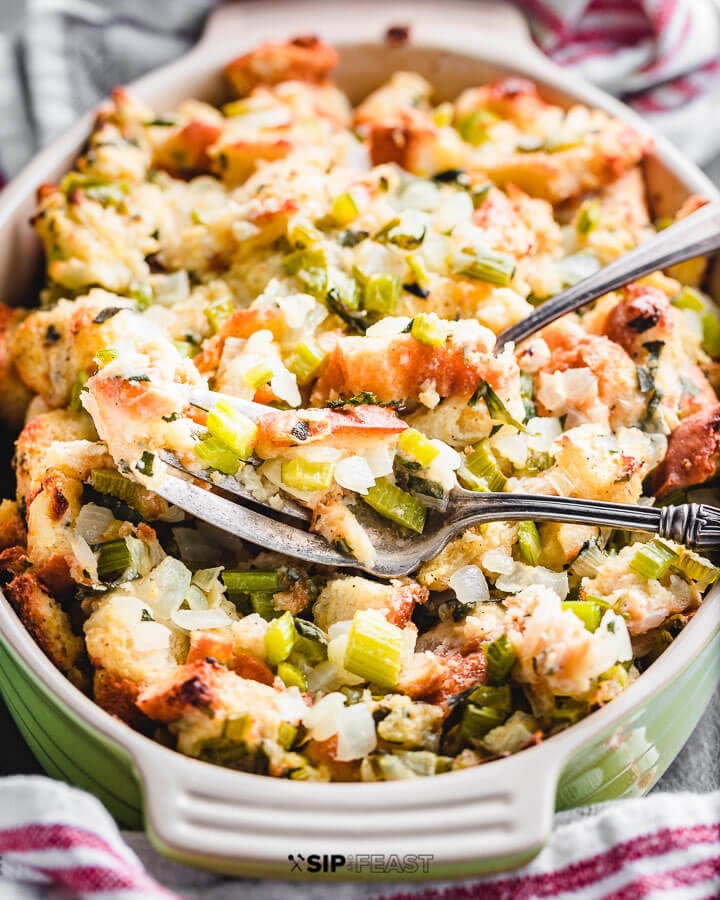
[155,388,720,579]
[496,199,720,349]
[151,201,720,577]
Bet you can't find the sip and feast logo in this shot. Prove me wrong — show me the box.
[288,853,434,874]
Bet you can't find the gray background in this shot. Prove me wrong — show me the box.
[0,0,717,794]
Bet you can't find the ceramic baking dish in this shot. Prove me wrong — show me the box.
[1,0,719,880]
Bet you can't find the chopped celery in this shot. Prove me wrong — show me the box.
[550,698,588,725]
[277,721,299,749]
[286,339,327,385]
[222,570,280,593]
[277,662,307,691]
[569,540,608,577]
[207,400,257,460]
[195,437,240,475]
[398,428,439,468]
[468,379,525,430]
[331,192,359,226]
[96,538,134,581]
[205,297,234,333]
[374,216,425,249]
[432,102,454,127]
[265,611,298,666]
[630,538,679,580]
[673,548,720,585]
[406,253,431,289]
[91,468,138,504]
[288,220,323,250]
[364,273,401,315]
[701,311,720,358]
[250,591,279,620]
[95,348,118,367]
[281,458,334,492]
[461,703,505,740]
[242,362,274,390]
[482,711,538,755]
[561,600,602,632]
[362,477,427,533]
[344,609,404,688]
[600,664,629,690]
[295,618,327,644]
[520,371,536,420]
[457,109,499,145]
[283,246,328,297]
[468,683,512,716]
[293,636,328,664]
[462,441,507,492]
[410,312,446,347]
[517,521,541,566]
[576,200,601,235]
[224,715,249,741]
[671,286,705,312]
[483,634,517,685]
[69,369,89,412]
[460,252,515,286]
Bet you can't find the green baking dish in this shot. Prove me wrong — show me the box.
[0,0,718,879]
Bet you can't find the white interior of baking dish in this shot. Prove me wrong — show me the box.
[0,0,719,879]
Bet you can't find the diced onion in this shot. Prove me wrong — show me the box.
[276,293,321,329]
[75,504,115,544]
[306,660,340,692]
[496,562,569,599]
[184,585,209,611]
[526,417,562,452]
[171,608,232,631]
[334,456,376,495]
[449,565,490,604]
[335,704,377,761]
[365,444,395,478]
[303,692,346,740]
[586,612,632,677]
[270,364,301,407]
[397,179,441,212]
[154,270,190,305]
[69,531,99,582]
[328,620,353,641]
[327,633,365,685]
[365,317,412,337]
[491,428,528,468]
[434,192,473,233]
[142,557,192,619]
[481,549,514,575]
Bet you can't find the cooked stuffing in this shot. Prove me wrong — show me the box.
[1,37,719,782]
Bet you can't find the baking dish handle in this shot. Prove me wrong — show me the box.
[195,0,539,58]
[135,736,567,878]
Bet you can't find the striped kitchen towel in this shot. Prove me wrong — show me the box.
[0,776,719,898]
[518,0,720,168]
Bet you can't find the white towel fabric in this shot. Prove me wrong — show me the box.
[0,776,718,899]
[1,1,720,898]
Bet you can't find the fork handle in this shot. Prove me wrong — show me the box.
[450,492,720,550]
[495,201,720,350]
